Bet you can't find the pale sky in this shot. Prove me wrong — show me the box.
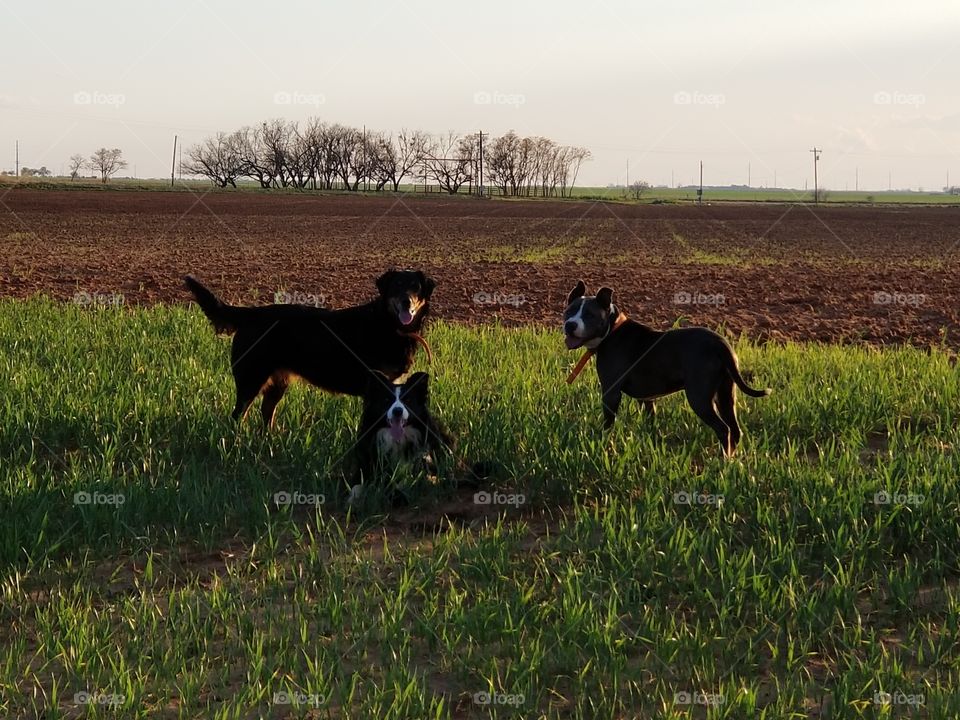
[1,0,958,190]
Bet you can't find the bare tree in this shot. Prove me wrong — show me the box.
[87,148,127,184]
[68,154,85,181]
[485,131,519,196]
[327,124,372,191]
[186,119,592,197]
[629,180,651,199]
[425,132,475,194]
[234,126,274,188]
[259,119,296,187]
[183,133,244,187]
[565,146,591,197]
[370,129,429,191]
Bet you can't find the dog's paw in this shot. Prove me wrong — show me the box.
[347,484,364,506]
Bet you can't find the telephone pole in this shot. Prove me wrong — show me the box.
[698,160,703,205]
[15,140,19,177]
[170,135,178,188]
[810,147,822,204]
[477,130,484,196]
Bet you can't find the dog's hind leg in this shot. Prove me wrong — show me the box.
[684,385,732,456]
[232,380,260,423]
[715,376,741,454]
[260,374,290,429]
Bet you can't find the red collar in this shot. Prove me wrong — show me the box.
[566,313,629,384]
[408,332,433,363]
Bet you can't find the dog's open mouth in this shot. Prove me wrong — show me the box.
[399,308,415,325]
[565,334,586,350]
[388,417,407,442]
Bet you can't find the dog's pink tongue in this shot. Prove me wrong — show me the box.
[565,335,583,350]
[399,309,414,325]
[389,419,406,441]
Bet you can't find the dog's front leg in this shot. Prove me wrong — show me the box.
[352,447,376,490]
[601,386,623,429]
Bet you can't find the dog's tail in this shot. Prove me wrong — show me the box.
[184,275,242,335]
[727,355,772,398]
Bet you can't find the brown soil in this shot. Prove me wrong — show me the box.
[2,189,959,347]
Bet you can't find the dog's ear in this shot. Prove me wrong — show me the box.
[596,287,614,310]
[405,372,430,401]
[418,272,436,298]
[365,370,392,396]
[376,270,398,295]
[567,280,587,305]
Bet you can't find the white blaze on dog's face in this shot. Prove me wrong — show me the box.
[563,281,615,350]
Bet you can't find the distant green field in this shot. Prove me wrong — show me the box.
[3,175,959,205]
[2,299,959,718]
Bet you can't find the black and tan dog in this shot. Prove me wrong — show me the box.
[185,270,435,428]
[350,371,454,499]
[563,280,770,455]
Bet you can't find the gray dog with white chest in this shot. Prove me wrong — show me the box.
[563,280,771,455]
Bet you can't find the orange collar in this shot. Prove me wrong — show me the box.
[566,312,629,384]
[409,332,433,363]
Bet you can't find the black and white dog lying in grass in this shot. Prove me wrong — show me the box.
[350,371,454,503]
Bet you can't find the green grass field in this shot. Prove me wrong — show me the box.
[2,299,960,718]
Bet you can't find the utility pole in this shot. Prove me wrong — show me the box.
[477,130,484,196]
[698,160,703,205]
[810,147,822,204]
[748,162,751,188]
[774,170,777,189]
[626,158,629,189]
[15,140,19,177]
[170,135,177,188]
[855,167,859,192]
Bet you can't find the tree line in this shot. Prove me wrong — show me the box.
[183,120,591,197]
